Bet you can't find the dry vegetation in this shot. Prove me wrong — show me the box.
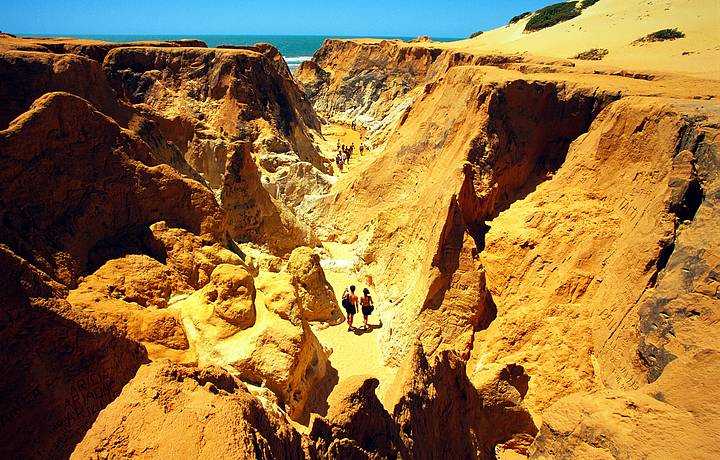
[525,2,581,32]
[573,48,609,60]
[633,28,686,44]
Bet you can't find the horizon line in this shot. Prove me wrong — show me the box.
[10,32,465,39]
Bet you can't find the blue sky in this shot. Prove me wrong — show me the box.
[3,0,554,37]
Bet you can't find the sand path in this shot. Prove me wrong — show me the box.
[317,122,380,184]
[305,122,398,416]
[311,242,397,409]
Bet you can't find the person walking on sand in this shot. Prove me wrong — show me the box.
[342,286,359,331]
[359,143,364,156]
[359,288,374,330]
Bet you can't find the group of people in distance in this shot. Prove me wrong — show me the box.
[341,285,374,331]
[334,134,366,173]
[335,140,354,172]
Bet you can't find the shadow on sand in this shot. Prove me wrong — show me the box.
[351,319,383,336]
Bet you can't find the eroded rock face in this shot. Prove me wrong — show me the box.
[97,44,331,255]
[73,254,192,309]
[389,344,537,460]
[222,142,318,253]
[256,271,303,325]
[470,363,539,457]
[473,97,719,416]
[0,88,240,457]
[71,362,306,459]
[309,376,403,459]
[0,47,207,185]
[103,45,329,175]
[0,92,226,288]
[273,161,335,211]
[1,38,329,260]
[0,35,207,63]
[297,38,565,146]
[0,247,148,459]
[146,221,245,289]
[297,39,448,135]
[0,50,129,129]
[636,123,720,384]
[204,264,257,329]
[287,246,343,324]
[67,254,191,350]
[531,350,720,459]
[179,267,330,422]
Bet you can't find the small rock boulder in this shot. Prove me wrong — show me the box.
[148,221,245,289]
[67,254,191,350]
[287,246,343,324]
[229,320,328,421]
[204,264,256,329]
[256,272,303,325]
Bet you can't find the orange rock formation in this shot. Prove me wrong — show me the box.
[1,0,719,458]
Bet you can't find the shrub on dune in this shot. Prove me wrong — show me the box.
[525,2,581,32]
[508,11,532,25]
[580,0,601,9]
[572,48,609,60]
[632,28,685,45]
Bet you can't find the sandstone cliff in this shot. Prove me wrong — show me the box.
[0,90,222,457]
[102,45,330,252]
[0,35,335,458]
[297,3,720,456]
[2,0,720,457]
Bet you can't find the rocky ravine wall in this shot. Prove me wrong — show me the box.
[2,31,718,459]
[0,36,336,459]
[0,35,537,460]
[295,38,575,148]
[1,36,331,255]
[301,38,720,458]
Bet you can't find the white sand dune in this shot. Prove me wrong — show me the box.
[458,0,720,78]
[350,0,719,79]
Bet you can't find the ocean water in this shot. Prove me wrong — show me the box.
[28,34,460,72]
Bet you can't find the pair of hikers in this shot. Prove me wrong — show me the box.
[341,285,374,331]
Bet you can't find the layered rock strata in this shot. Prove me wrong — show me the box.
[0,35,334,458]
[300,29,720,458]
[103,44,334,242]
